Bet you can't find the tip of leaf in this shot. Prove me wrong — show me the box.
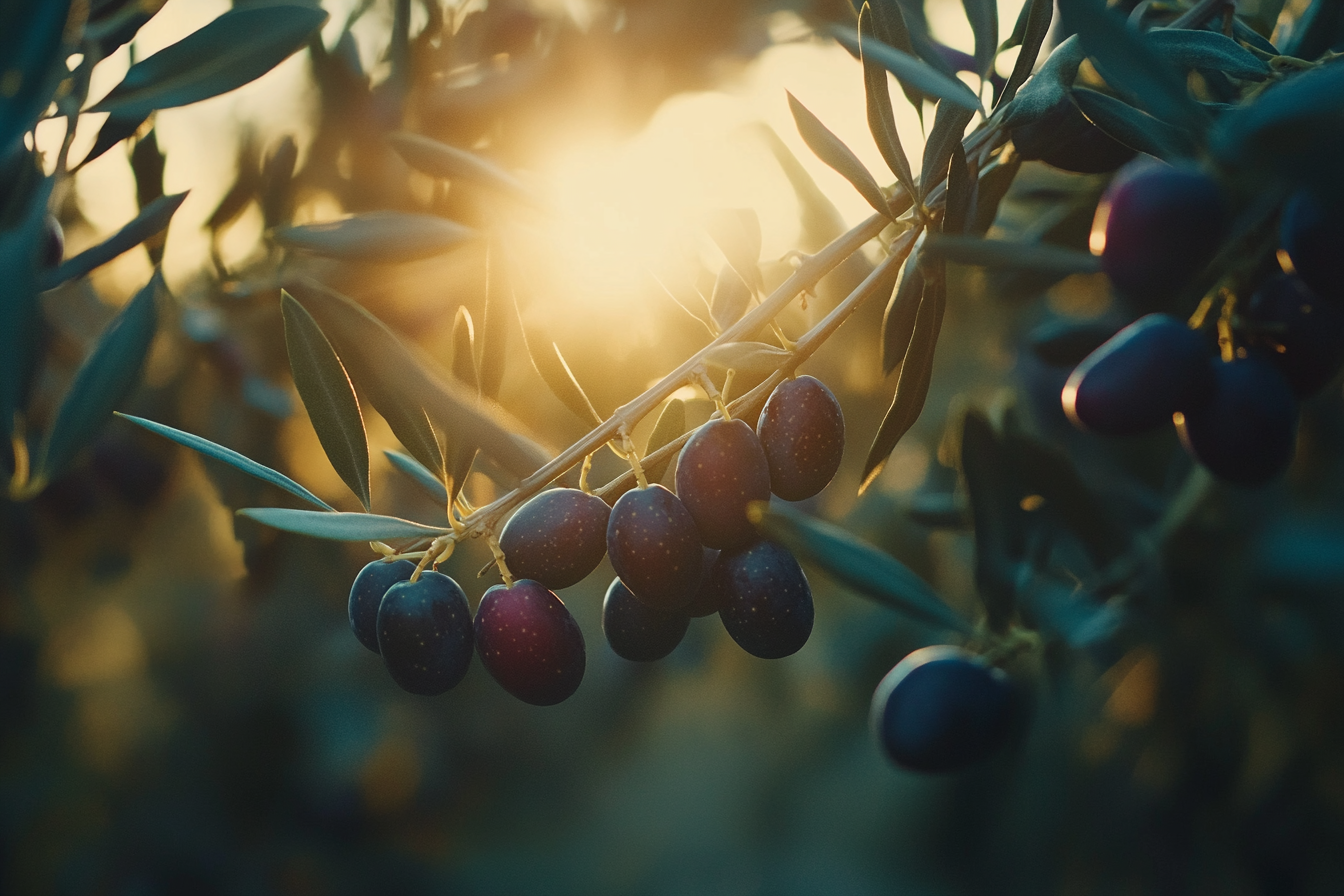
[857,461,886,496]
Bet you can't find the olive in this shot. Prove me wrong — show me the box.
[498,487,610,589]
[474,579,585,705]
[606,484,704,611]
[674,418,771,549]
[601,578,690,662]
[377,571,473,695]
[714,539,813,659]
[756,375,845,501]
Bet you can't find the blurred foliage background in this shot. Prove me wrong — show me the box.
[4,0,1344,893]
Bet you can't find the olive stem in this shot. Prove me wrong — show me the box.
[620,427,649,489]
[488,534,514,587]
[696,369,731,421]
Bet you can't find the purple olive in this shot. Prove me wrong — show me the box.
[498,487,610,589]
[606,484,704,611]
[714,539,813,659]
[348,559,417,654]
[377,571,473,695]
[1279,190,1344,303]
[1244,274,1344,396]
[1063,313,1217,436]
[756,375,845,502]
[674,418,772,549]
[474,579,585,705]
[871,646,1019,773]
[601,578,690,662]
[1097,160,1229,306]
[1176,354,1299,486]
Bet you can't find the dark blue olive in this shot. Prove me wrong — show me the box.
[348,559,417,654]
[675,418,772,550]
[681,548,723,618]
[871,646,1018,773]
[1245,274,1344,396]
[1280,191,1344,303]
[602,578,690,662]
[499,487,611,589]
[1176,354,1300,486]
[1098,161,1229,306]
[376,571,474,696]
[1063,313,1216,436]
[714,540,813,659]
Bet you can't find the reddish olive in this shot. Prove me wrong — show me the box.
[474,579,585,705]
[498,487,610,589]
[756,375,845,501]
[674,418,771,549]
[607,484,705,611]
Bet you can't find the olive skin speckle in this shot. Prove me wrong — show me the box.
[474,580,585,705]
[675,418,772,549]
[607,485,704,611]
[713,539,813,659]
[349,558,418,654]
[499,487,611,589]
[377,571,474,696]
[757,376,845,502]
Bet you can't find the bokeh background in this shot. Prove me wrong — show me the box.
[4,1,1344,893]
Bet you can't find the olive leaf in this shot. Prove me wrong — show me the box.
[1058,0,1205,129]
[882,248,924,376]
[447,306,479,506]
[943,143,973,236]
[513,304,603,427]
[960,0,998,80]
[705,208,763,293]
[918,100,976,200]
[864,0,928,114]
[385,450,450,509]
[1071,88,1195,162]
[478,239,510,401]
[282,291,371,511]
[787,92,892,219]
[0,177,53,439]
[237,508,447,541]
[998,35,1086,129]
[388,132,537,206]
[42,192,188,291]
[750,501,971,633]
[701,342,794,376]
[1146,29,1270,81]
[643,398,687,485]
[89,5,329,119]
[997,0,1052,109]
[75,113,147,170]
[709,265,753,333]
[35,271,161,482]
[752,124,849,251]
[921,232,1103,275]
[969,153,1021,235]
[275,212,476,263]
[0,0,73,155]
[117,414,334,511]
[285,277,549,482]
[832,28,983,114]
[859,4,917,200]
[862,265,945,492]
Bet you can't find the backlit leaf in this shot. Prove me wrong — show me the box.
[832,28,983,114]
[388,132,537,206]
[881,248,923,375]
[997,0,1052,108]
[0,1,73,155]
[859,4,917,199]
[750,501,970,632]
[275,212,476,263]
[117,413,334,511]
[643,398,687,485]
[961,0,998,79]
[919,100,975,200]
[385,450,450,509]
[709,265,753,332]
[788,92,892,219]
[478,239,510,401]
[701,342,794,376]
[75,113,147,170]
[42,192,188,291]
[705,208,763,293]
[238,508,446,541]
[88,5,328,119]
[282,291,370,510]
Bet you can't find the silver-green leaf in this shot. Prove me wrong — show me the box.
[275,212,476,263]
[42,192,188,291]
[237,508,447,541]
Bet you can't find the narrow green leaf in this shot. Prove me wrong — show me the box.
[1059,0,1205,128]
[862,267,945,491]
[276,212,476,263]
[705,208,763,293]
[1146,28,1270,81]
[709,265,752,333]
[922,232,1102,275]
[969,153,1021,235]
[478,239,509,401]
[943,143,973,236]
[753,124,849,251]
[36,272,160,480]
[701,342,794,376]
[918,100,975,200]
[867,0,929,114]
[997,0,1052,109]
[750,501,970,632]
[75,113,147,170]
[117,413,334,511]
[0,1,73,155]
[282,291,371,510]
[388,132,537,206]
[833,28,983,114]
[961,0,998,79]
[1071,87,1194,161]
[960,410,1023,632]
[285,278,549,481]
[881,249,923,375]
[451,306,478,389]
[999,35,1086,129]
[643,398,686,485]
[787,92,892,219]
[1231,18,1279,57]
[859,5,917,200]
[0,177,52,438]
[238,507,446,541]
[88,5,329,119]
[42,192,188,291]
[385,449,450,508]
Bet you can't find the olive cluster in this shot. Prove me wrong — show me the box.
[1062,159,1344,485]
[345,375,846,704]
